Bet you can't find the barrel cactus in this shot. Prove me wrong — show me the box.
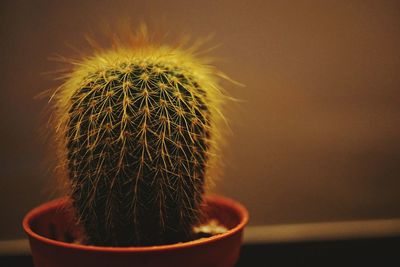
[51,31,228,246]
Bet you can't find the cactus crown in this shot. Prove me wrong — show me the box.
[52,31,228,246]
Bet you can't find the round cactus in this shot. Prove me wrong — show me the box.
[52,33,228,246]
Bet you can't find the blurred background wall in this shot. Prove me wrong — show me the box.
[1,0,399,240]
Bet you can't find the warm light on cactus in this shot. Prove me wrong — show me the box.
[51,28,229,246]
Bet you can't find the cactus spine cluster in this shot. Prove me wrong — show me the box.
[53,36,227,246]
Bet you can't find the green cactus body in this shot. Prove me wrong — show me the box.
[54,45,226,246]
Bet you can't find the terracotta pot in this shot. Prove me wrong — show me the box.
[23,195,248,267]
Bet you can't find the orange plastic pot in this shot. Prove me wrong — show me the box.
[23,195,248,267]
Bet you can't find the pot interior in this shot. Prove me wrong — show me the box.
[27,196,246,245]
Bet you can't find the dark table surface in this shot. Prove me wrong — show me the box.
[2,236,399,267]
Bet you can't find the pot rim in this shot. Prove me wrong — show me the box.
[23,194,249,253]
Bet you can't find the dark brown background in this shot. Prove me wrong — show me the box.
[1,0,399,240]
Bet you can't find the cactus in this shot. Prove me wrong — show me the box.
[52,32,227,246]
